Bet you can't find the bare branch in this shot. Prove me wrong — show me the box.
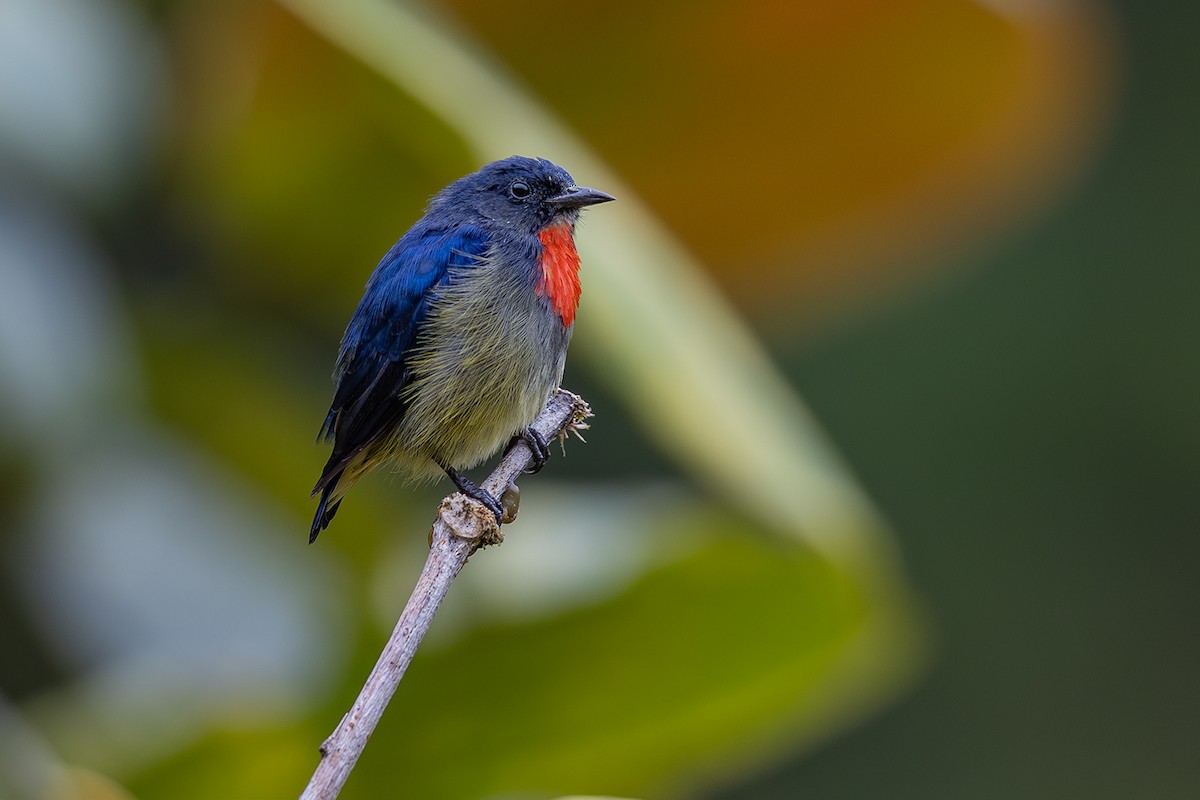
[300,389,592,800]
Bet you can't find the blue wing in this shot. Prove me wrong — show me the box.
[311,222,489,528]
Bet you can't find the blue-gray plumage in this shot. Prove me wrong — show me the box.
[311,157,614,542]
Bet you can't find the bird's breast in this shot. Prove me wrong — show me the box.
[536,223,582,327]
[395,248,572,470]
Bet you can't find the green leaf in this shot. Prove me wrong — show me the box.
[336,519,919,799]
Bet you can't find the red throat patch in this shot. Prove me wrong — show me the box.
[537,223,582,326]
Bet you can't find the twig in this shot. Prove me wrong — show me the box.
[299,389,592,800]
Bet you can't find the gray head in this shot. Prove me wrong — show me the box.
[428,156,614,232]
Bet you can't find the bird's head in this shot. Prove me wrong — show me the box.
[429,156,614,233]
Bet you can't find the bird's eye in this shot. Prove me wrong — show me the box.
[509,181,531,199]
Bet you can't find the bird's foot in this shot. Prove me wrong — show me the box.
[516,426,551,474]
[443,466,503,524]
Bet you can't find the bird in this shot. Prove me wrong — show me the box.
[310,156,614,543]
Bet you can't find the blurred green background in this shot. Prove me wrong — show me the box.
[1,0,1196,798]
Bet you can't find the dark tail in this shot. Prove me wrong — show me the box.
[309,474,343,544]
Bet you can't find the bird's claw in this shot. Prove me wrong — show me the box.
[517,426,551,474]
[444,466,503,524]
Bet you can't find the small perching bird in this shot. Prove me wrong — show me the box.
[310,157,614,542]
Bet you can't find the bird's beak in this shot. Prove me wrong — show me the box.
[547,185,616,209]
